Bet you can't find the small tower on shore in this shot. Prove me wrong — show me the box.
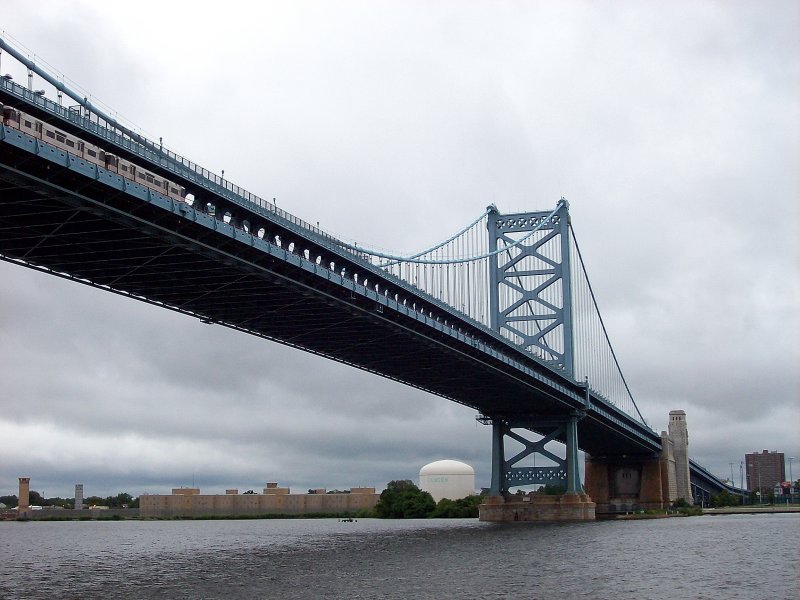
[75,484,84,510]
[668,410,693,504]
[17,477,31,520]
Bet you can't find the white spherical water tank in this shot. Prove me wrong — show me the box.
[419,459,476,502]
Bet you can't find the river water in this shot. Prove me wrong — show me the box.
[0,514,797,599]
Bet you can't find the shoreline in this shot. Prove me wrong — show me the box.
[702,506,800,515]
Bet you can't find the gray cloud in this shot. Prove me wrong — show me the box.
[1,0,797,498]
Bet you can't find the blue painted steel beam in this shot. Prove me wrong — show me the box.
[487,202,574,375]
[0,44,724,490]
[0,124,731,490]
[486,415,587,496]
[0,77,654,449]
[0,124,663,460]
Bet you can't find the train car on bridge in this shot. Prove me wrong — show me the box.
[2,103,188,204]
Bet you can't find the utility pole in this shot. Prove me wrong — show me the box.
[758,468,762,505]
[740,461,744,504]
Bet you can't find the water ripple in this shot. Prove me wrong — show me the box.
[0,515,797,599]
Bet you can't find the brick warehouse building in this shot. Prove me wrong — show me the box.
[139,483,379,518]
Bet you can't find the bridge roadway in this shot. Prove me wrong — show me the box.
[0,79,732,495]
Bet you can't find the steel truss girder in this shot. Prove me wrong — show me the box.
[1,109,685,466]
[487,202,574,376]
[489,411,585,496]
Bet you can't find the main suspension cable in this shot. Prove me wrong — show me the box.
[570,222,647,426]
[338,200,565,265]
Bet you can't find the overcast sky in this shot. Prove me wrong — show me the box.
[1,0,797,499]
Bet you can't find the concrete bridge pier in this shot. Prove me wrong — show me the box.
[584,410,693,515]
[584,454,666,514]
[478,413,596,522]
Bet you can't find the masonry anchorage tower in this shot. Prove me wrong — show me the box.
[479,200,594,521]
[668,410,692,504]
[17,477,31,520]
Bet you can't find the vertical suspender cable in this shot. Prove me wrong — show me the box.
[569,223,646,426]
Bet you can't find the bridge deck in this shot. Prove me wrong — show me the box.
[0,124,662,458]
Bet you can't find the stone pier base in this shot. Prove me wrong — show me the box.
[585,454,669,515]
[479,493,596,522]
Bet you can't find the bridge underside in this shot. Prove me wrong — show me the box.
[0,134,662,460]
[0,66,743,514]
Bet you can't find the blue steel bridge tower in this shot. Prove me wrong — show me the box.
[484,200,584,498]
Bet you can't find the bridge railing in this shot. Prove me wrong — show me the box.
[1,73,653,433]
[689,458,747,496]
[1,79,512,339]
[0,77,347,250]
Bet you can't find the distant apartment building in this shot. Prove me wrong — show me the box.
[745,450,785,495]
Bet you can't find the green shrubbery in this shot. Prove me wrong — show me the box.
[709,490,738,508]
[375,480,436,518]
[0,491,139,509]
[429,494,484,518]
[375,480,485,519]
[670,499,702,516]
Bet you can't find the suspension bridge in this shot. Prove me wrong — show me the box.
[0,37,738,518]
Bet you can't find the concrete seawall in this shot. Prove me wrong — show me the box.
[702,506,800,515]
[7,508,140,520]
